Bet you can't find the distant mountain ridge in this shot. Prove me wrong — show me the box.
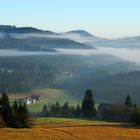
[1,25,139,40]
[0,25,57,35]
[0,25,140,49]
[0,25,94,51]
[0,25,94,37]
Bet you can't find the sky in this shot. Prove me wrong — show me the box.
[0,0,140,38]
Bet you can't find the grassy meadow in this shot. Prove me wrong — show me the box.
[7,88,81,113]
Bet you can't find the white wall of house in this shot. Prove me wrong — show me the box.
[26,98,32,104]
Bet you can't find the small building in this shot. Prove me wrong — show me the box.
[32,99,36,103]
[20,97,32,105]
[20,95,40,105]
[98,103,114,111]
[98,103,114,118]
[31,95,40,100]
[98,103,133,122]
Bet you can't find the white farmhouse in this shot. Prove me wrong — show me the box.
[20,97,32,105]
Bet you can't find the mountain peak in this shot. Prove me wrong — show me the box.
[64,30,95,37]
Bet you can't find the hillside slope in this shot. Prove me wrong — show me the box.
[0,118,139,140]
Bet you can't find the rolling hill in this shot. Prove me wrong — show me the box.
[64,30,95,37]
[0,25,94,51]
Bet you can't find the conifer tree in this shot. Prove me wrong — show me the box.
[42,104,49,117]
[54,101,61,117]
[81,89,97,118]
[75,104,81,118]
[62,101,69,117]
[12,100,19,127]
[124,94,133,107]
[0,93,31,128]
[0,92,13,127]
[50,104,55,116]
[18,103,31,128]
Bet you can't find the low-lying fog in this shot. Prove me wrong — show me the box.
[0,49,57,57]
[10,33,93,43]
[56,47,140,63]
[0,47,140,64]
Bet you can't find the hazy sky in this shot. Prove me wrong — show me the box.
[0,0,140,38]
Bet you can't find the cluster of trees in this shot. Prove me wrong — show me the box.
[123,94,140,125]
[99,103,133,122]
[98,98,134,122]
[98,94,140,124]
[42,89,140,125]
[42,89,97,119]
[42,101,78,118]
[0,67,54,93]
[0,92,31,128]
[132,106,140,125]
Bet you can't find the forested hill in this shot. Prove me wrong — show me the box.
[0,25,93,51]
[0,25,56,34]
[62,69,140,104]
[0,37,92,51]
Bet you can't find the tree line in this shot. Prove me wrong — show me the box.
[0,89,140,128]
[42,89,97,119]
[124,94,140,124]
[0,92,31,128]
[42,90,140,125]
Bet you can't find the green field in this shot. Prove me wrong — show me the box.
[8,88,81,113]
[34,117,97,127]
[35,117,92,124]
[34,117,125,128]
[35,117,123,124]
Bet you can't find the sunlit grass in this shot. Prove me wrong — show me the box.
[8,88,81,113]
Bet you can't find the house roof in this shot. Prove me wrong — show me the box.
[31,95,40,99]
[98,103,114,110]
[31,95,40,97]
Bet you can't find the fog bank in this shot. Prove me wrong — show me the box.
[56,47,140,64]
[0,47,140,64]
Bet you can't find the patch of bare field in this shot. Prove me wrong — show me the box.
[0,121,140,140]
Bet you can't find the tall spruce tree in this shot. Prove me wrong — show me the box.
[75,104,81,118]
[81,89,97,118]
[0,92,13,127]
[0,93,31,128]
[18,103,31,128]
[12,100,19,127]
[42,104,49,117]
[124,94,133,107]
[50,104,55,116]
[62,101,69,117]
[54,101,61,117]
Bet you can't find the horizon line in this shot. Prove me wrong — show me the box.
[0,24,140,40]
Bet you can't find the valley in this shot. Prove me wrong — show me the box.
[1,1,140,139]
[1,25,140,105]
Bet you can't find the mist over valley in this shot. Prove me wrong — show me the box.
[0,25,140,104]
